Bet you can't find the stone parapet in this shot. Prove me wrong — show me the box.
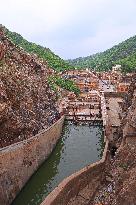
[41,139,109,205]
[0,116,65,205]
[104,92,126,98]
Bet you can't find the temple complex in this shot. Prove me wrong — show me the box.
[0,25,136,205]
[41,72,136,205]
[58,68,132,124]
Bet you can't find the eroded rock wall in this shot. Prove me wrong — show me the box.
[0,26,59,147]
[92,74,136,205]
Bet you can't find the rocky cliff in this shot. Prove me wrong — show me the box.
[0,26,59,148]
[93,74,136,205]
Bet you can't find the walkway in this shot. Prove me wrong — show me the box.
[107,97,123,127]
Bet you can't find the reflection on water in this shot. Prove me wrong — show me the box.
[12,122,104,205]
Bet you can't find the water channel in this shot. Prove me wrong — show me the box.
[12,121,104,205]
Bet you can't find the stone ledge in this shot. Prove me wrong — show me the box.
[0,116,65,152]
[0,116,65,205]
[41,139,109,205]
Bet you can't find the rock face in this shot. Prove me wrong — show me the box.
[0,26,59,148]
[122,73,136,112]
[121,74,136,138]
[93,74,136,205]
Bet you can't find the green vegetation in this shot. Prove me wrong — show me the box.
[67,35,136,73]
[117,53,136,73]
[5,27,74,72]
[4,26,136,73]
[48,76,80,95]
[2,26,80,94]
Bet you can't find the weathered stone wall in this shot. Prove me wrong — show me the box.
[104,92,126,98]
[101,92,107,127]
[0,116,65,205]
[41,140,109,205]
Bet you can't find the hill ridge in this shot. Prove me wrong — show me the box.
[67,34,136,72]
[2,25,74,72]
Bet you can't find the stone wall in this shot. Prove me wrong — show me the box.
[41,140,109,205]
[0,116,65,205]
[104,92,126,98]
[101,92,107,127]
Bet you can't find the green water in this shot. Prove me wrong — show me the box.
[12,122,104,205]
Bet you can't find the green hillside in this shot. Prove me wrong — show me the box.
[1,26,80,95]
[48,76,80,95]
[67,35,136,72]
[4,27,74,72]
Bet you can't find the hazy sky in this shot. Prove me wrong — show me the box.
[1,0,136,59]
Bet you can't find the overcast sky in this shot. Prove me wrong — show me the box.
[1,0,136,59]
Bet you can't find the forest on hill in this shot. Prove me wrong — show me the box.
[5,27,74,72]
[3,26,136,74]
[2,26,80,95]
[67,35,136,73]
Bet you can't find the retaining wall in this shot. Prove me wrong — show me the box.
[104,92,126,98]
[0,116,65,205]
[41,139,109,205]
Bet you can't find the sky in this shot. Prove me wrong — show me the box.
[0,0,136,59]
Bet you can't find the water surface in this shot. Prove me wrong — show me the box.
[12,122,104,205]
